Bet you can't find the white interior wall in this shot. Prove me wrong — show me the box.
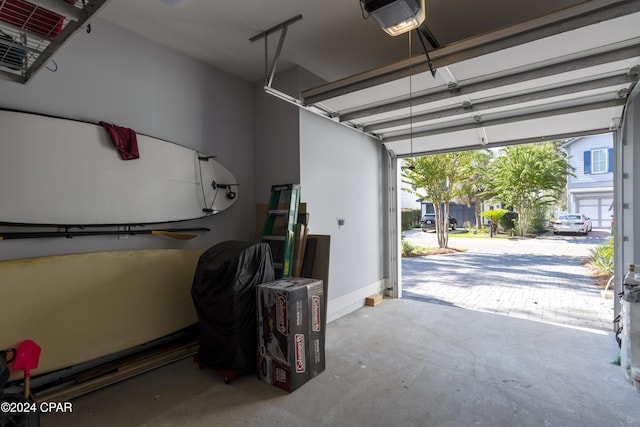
[252,66,389,321]
[299,110,387,321]
[0,18,254,261]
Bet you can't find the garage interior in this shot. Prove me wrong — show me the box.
[1,0,640,425]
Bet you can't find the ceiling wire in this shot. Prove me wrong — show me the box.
[408,30,415,163]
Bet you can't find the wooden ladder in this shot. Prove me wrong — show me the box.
[261,184,300,278]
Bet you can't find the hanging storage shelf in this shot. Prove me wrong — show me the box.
[0,0,111,84]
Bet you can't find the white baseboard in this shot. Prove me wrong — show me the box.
[327,279,388,323]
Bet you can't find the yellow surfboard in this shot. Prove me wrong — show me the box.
[0,249,202,381]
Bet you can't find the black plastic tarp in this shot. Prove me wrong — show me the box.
[191,241,274,373]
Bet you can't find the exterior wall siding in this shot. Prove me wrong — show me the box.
[565,133,614,187]
[563,133,614,228]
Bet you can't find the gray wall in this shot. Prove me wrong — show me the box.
[0,20,389,321]
[0,19,254,261]
[299,110,385,300]
[252,67,301,204]
[252,66,327,204]
[252,66,387,316]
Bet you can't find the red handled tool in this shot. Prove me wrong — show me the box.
[12,340,41,399]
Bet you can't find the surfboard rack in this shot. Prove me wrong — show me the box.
[0,227,210,241]
[206,181,239,207]
[210,180,239,189]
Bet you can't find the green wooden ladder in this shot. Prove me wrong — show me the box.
[261,184,300,278]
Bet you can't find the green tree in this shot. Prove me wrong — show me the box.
[455,149,493,231]
[488,142,573,237]
[402,153,463,248]
[480,209,508,236]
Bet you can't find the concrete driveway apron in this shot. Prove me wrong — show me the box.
[402,229,614,331]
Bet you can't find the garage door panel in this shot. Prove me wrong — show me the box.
[576,197,614,228]
[304,6,640,157]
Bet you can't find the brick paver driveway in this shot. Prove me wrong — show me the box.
[402,229,614,331]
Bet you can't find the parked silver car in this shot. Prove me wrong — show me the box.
[553,213,592,235]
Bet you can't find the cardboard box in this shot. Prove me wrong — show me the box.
[257,277,325,392]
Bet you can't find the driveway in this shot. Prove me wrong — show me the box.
[402,229,614,331]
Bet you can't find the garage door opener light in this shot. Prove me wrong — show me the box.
[363,0,426,36]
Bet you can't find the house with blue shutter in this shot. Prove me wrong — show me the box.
[562,133,614,228]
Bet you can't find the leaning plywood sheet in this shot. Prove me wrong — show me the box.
[0,249,202,381]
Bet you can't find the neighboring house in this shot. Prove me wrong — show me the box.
[420,201,476,227]
[399,159,421,211]
[562,133,614,228]
[400,189,421,211]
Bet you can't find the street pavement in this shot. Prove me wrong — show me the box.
[402,229,614,331]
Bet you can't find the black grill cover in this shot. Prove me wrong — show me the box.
[191,241,274,373]
[0,356,9,388]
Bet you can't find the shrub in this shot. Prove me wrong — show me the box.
[401,239,416,257]
[481,209,508,235]
[528,204,548,234]
[499,211,518,232]
[401,209,422,230]
[590,237,614,274]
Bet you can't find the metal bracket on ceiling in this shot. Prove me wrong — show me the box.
[249,14,303,88]
[414,25,438,79]
[249,14,382,141]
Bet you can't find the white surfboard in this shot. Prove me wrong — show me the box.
[0,110,238,225]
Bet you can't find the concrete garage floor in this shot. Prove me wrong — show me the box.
[43,298,640,427]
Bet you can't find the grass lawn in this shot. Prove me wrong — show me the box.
[448,229,513,239]
[403,245,464,257]
[402,228,526,257]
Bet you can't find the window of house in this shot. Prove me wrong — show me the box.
[583,148,613,174]
[591,149,607,173]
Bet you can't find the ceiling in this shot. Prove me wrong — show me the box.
[3,1,634,156]
[303,1,640,156]
[99,0,591,83]
[97,0,640,157]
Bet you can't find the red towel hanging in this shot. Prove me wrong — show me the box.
[99,121,140,161]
